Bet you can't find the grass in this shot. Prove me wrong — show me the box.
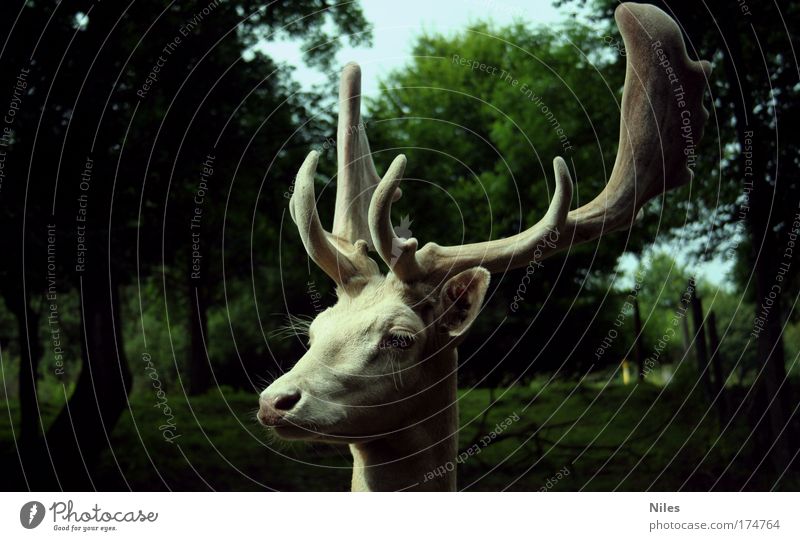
[0,378,794,491]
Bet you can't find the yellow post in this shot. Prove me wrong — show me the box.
[622,359,630,385]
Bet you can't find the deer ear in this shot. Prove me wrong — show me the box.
[437,267,490,343]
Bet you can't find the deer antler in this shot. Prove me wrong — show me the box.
[331,63,386,244]
[368,2,711,282]
[290,63,391,287]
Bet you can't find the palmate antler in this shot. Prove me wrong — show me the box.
[293,3,711,287]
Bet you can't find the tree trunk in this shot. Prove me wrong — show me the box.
[689,286,714,403]
[4,289,44,464]
[17,308,42,449]
[632,298,645,381]
[43,265,132,490]
[750,256,791,472]
[18,307,41,442]
[187,279,212,395]
[706,311,729,425]
[715,13,792,474]
[680,304,691,356]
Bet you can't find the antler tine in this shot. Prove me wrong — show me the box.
[290,151,378,286]
[370,2,710,282]
[369,155,572,280]
[413,157,574,277]
[331,62,384,244]
[290,62,391,288]
[369,155,426,281]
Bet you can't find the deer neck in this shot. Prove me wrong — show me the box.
[349,347,459,491]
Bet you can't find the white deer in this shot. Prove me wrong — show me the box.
[258,2,711,491]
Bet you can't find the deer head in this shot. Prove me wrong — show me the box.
[258,2,711,491]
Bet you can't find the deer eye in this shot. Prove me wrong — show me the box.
[379,331,415,350]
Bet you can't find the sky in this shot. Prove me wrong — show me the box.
[259,0,571,97]
[259,0,732,288]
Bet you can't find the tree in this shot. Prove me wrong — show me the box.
[0,0,370,489]
[364,19,671,379]
[562,0,799,481]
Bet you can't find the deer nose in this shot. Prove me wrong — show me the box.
[272,390,301,411]
[258,388,302,426]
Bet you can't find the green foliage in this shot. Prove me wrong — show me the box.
[631,251,757,384]
[122,281,188,396]
[562,0,800,294]
[0,0,372,398]
[634,252,692,366]
[5,381,791,490]
[367,20,624,254]
[363,19,657,378]
[699,287,755,383]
